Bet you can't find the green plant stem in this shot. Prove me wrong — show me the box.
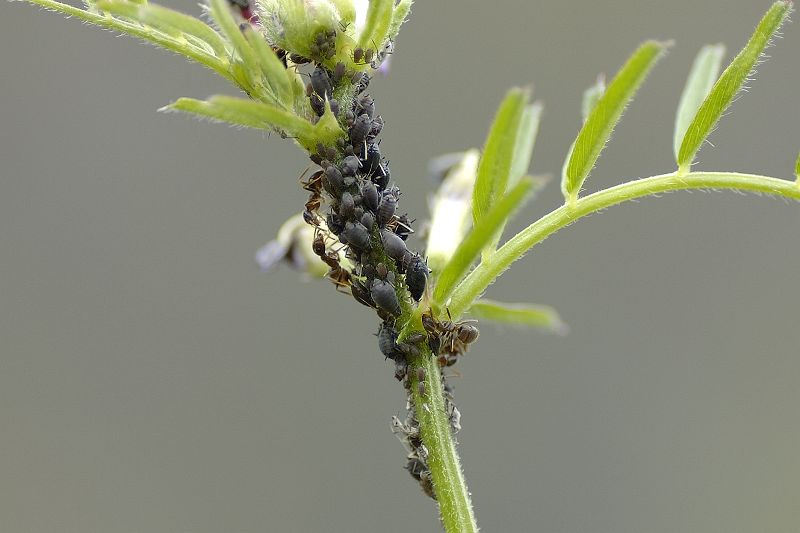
[448,171,800,319]
[409,349,477,533]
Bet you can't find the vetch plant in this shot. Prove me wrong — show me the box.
[11,0,800,531]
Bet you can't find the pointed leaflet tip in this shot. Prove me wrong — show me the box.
[677,1,792,171]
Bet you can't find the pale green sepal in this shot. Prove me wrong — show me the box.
[468,299,568,335]
[673,44,725,163]
[562,40,668,203]
[677,2,792,173]
[358,0,393,51]
[433,178,534,308]
[472,87,530,225]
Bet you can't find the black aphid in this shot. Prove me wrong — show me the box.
[339,191,355,217]
[309,94,325,116]
[377,192,398,226]
[371,279,401,316]
[343,221,371,250]
[324,165,344,193]
[340,155,360,177]
[332,61,347,84]
[360,211,375,230]
[381,228,407,261]
[326,213,344,234]
[398,342,420,358]
[350,114,372,146]
[310,67,332,99]
[360,180,379,211]
[377,322,401,360]
[405,254,428,301]
[356,95,375,118]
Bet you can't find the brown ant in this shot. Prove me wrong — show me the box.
[421,310,480,367]
[301,169,325,226]
[312,228,351,291]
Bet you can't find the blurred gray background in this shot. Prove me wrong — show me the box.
[2,1,799,532]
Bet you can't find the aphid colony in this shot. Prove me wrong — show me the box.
[229,2,480,500]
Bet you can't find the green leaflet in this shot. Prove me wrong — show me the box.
[509,103,543,189]
[358,0,394,51]
[673,44,725,163]
[468,299,568,335]
[677,1,792,173]
[433,178,534,308]
[562,40,668,203]
[20,0,231,79]
[164,96,314,139]
[482,102,544,258]
[243,26,294,106]
[207,0,261,92]
[560,76,606,199]
[472,88,530,225]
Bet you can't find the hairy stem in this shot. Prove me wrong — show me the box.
[449,171,800,318]
[408,348,477,533]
